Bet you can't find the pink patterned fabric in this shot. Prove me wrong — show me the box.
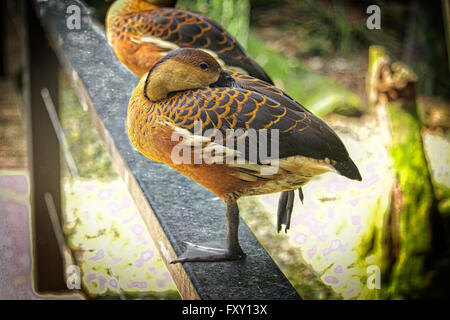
[0,172,81,300]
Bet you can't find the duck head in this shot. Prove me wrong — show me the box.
[143,48,222,101]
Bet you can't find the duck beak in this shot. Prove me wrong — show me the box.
[211,70,235,88]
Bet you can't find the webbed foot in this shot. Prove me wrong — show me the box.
[170,203,246,264]
[170,241,245,263]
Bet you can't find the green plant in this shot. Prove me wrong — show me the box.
[298,0,399,57]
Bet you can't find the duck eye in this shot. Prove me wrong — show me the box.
[199,62,209,70]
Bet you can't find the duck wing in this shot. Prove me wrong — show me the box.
[164,85,361,181]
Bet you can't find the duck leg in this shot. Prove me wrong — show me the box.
[170,202,246,263]
[298,187,304,204]
[277,190,295,233]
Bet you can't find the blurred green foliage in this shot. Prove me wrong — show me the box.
[250,0,449,98]
[247,36,362,116]
[293,0,400,58]
[59,74,118,180]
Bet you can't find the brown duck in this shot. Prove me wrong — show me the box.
[106,0,271,81]
[127,48,362,263]
[107,0,305,232]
